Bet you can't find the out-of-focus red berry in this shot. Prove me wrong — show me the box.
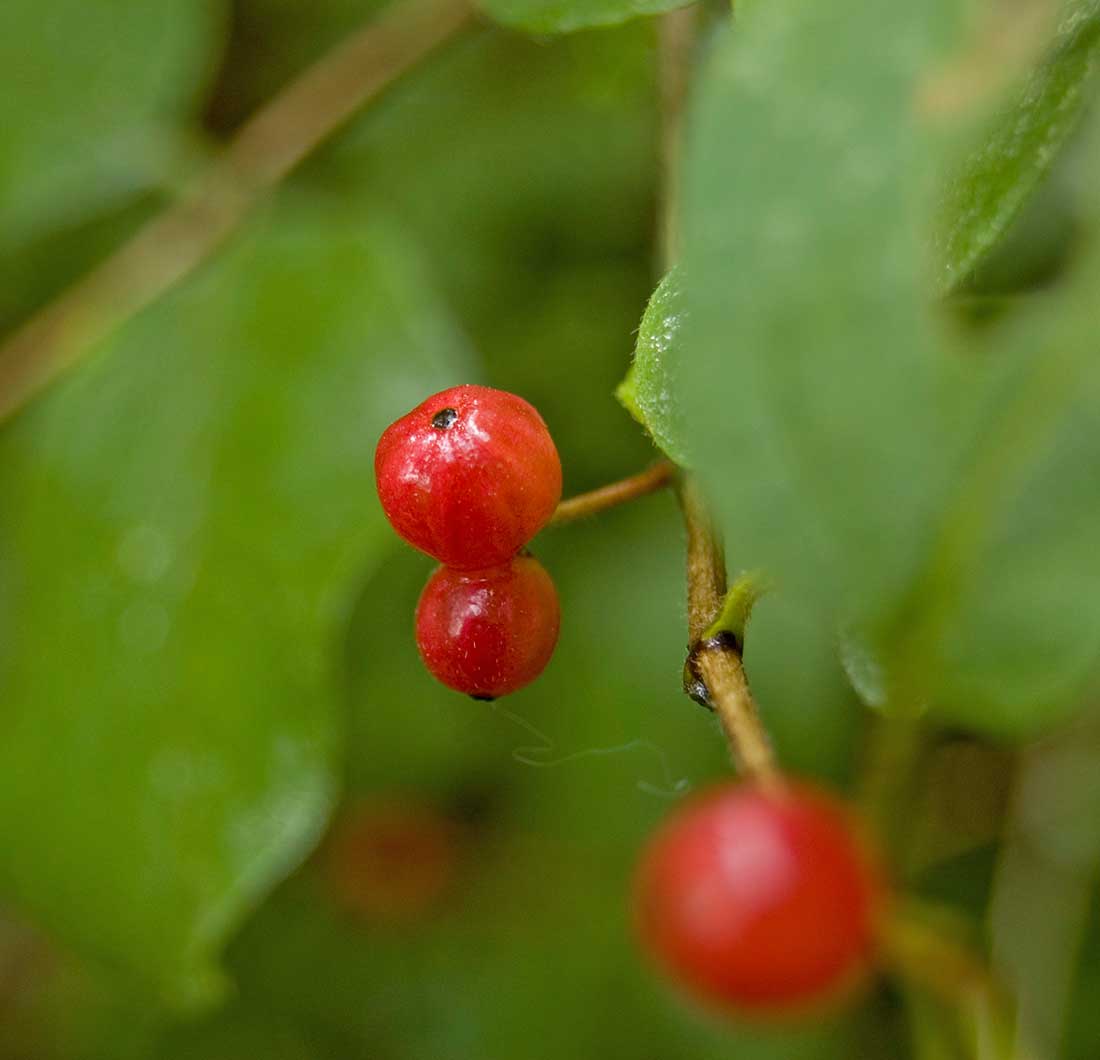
[324,799,460,923]
[415,555,560,699]
[635,781,883,1016]
[374,384,562,569]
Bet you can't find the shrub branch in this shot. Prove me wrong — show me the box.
[0,0,474,423]
[677,475,778,784]
[550,461,675,525]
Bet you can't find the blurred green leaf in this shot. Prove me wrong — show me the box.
[0,199,474,1004]
[157,1010,321,1060]
[617,267,691,466]
[680,3,968,626]
[938,0,1100,294]
[0,195,161,335]
[1065,893,1100,1060]
[477,0,687,33]
[926,317,1100,734]
[204,0,387,132]
[907,111,1100,734]
[992,714,1100,1058]
[0,0,224,244]
[903,986,969,1060]
[743,591,862,783]
[679,0,1100,737]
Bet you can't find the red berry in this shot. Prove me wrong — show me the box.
[635,781,883,1016]
[323,798,460,923]
[375,385,562,569]
[415,555,560,699]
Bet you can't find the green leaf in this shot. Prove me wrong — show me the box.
[616,267,691,466]
[1065,876,1100,1059]
[0,195,160,335]
[902,986,971,1060]
[851,190,1100,736]
[992,717,1100,1058]
[680,0,1100,736]
[912,227,1100,736]
[681,3,968,626]
[938,0,1100,294]
[0,200,474,1005]
[0,0,224,244]
[478,0,688,34]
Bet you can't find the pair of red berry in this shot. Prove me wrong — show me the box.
[375,385,563,699]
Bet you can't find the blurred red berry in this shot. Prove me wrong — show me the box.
[415,555,560,699]
[635,780,883,1016]
[324,799,460,923]
[375,384,562,569]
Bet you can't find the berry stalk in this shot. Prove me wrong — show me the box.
[549,460,675,525]
[693,646,779,785]
[677,474,727,644]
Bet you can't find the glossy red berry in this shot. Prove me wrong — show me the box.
[635,781,883,1016]
[415,555,560,699]
[375,385,562,570]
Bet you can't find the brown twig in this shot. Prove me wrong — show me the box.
[550,461,675,525]
[677,473,726,643]
[693,644,780,784]
[677,475,778,783]
[658,6,775,783]
[0,0,475,423]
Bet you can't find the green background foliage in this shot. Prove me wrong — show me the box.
[937,0,1100,293]
[0,0,225,243]
[477,0,689,34]
[0,203,475,1005]
[1,1,1100,1058]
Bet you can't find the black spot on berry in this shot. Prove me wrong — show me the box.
[431,407,458,430]
[470,693,495,702]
